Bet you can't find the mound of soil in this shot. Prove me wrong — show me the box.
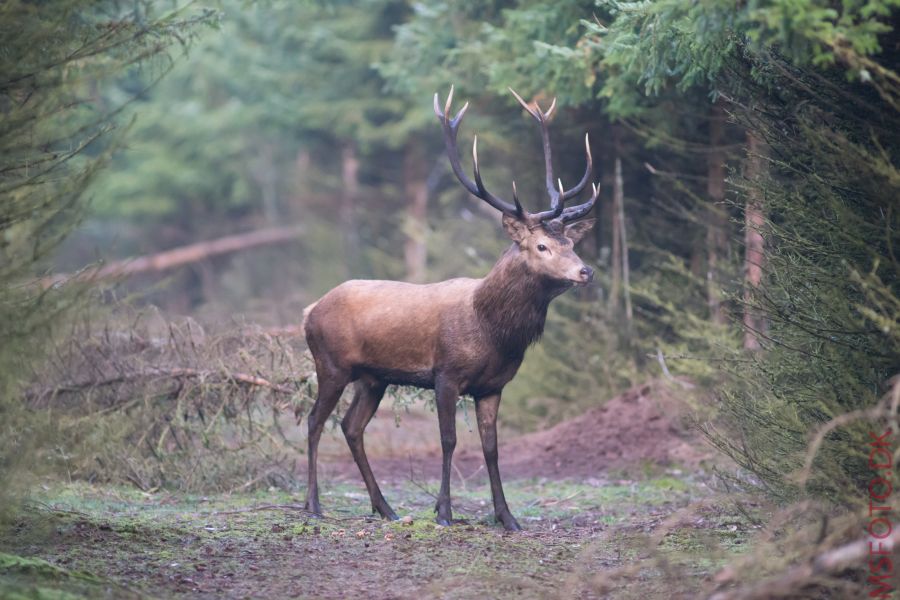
[356,379,713,481]
[490,379,710,478]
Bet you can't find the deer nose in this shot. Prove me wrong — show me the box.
[579,266,594,282]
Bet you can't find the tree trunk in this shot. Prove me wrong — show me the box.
[36,225,304,289]
[615,157,633,330]
[706,102,728,325]
[743,132,767,350]
[403,141,429,283]
[595,139,612,276]
[608,129,623,314]
[340,143,360,274]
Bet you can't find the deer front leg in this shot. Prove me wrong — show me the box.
[475,393,521,531]
[434,377,458,526]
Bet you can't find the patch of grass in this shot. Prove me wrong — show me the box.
[0,474,762,599]
[0,552,137,600]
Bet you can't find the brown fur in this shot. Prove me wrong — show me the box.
[301,215,595,531]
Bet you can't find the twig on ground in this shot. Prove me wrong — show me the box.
[24,500,90,518]
[206,504,362,524]
[708,527,900,600]
[26,367,303,403]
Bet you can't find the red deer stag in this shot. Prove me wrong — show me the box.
[301,87,598,531]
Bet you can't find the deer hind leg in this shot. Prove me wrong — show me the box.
[341,379,397,520]
[304,365,348,516]
[434,377,459,526]
[475,393,521,531]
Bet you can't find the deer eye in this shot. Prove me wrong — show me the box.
[537,244,548,252]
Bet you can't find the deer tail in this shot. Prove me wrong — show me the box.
[301,301,319,337]
[295,301,320,424]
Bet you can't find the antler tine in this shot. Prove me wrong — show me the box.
[560,133,593,201]
[509,88,562,213]
[511,181,524,216]
[444,85,454,117]
[435,87,521,217]
[545,97,557,120]
[472,136,486,193]
[433,88,469,126]
[560,181,600,223]
[509,87,536,119]
[530,178,566,221]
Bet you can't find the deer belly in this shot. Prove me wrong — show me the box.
[351,330,437,388]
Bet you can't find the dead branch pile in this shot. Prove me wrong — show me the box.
[24,310,316,492]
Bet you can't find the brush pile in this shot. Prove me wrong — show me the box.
[24,310,316,492]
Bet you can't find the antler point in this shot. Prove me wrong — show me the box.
[445,85,455,117]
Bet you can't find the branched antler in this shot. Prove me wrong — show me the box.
[435,86,599,225]
[434,86,523,217]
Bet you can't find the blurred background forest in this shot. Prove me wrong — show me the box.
[2,0,899,596]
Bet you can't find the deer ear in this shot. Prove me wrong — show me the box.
[564,218,595,244]
[502,214,529,243]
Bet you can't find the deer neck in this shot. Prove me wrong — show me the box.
[473,246,564,354]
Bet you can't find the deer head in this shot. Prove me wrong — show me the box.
[434,87,598,286]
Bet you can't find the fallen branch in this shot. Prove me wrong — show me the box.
[36,225,303,289]
[204,504,364,524]
[796,377,899,489]
[709,527,900,600]
[27,366,304,403]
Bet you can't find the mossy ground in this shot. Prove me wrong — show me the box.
[0,471,760,599]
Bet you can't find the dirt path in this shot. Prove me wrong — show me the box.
[1,380,751,600]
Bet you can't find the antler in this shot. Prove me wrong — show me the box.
[508,88,593,222]
[434,87,523,217]
[435,86,597,225]
[560,182,599,222]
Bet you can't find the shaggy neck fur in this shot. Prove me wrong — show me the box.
[473,245,567,356]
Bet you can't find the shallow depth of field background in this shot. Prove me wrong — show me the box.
[1,1,898,598]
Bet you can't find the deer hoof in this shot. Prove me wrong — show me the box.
[378,508,399,521]
[498,513,522,532]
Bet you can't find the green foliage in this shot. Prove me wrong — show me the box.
[713,56,899,502]
[381,0,601,105]
[0,0,213,521]
[92,0,416,223]
[84,0,441,312]
[598,0,900,108]
[595,0,900,503]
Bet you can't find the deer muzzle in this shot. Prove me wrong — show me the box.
[578,265,594,284]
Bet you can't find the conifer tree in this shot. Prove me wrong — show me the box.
[0,0,213,518]
[598,0,900,502]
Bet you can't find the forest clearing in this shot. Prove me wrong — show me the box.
[2,1,898,598]
[4,381,758,599]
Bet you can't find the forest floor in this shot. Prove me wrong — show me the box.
[0,381,765,599]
